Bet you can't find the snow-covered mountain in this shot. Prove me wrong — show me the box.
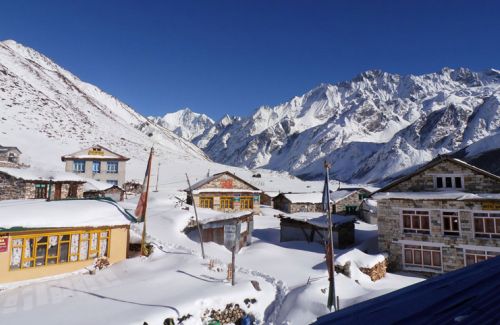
[148,108,215,141]
[181,68,500,183]
[0,40,208,180]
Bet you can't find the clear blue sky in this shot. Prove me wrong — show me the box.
[0,1,498,120]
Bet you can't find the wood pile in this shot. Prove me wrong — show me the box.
[359,259,387,281]
[203,303,247,324]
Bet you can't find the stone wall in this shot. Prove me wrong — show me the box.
[335,190,369,214]
[389,160,500,193]
[0,173,26,200]
[378,198,499,273]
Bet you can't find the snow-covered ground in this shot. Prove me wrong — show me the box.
[0,187,424,324]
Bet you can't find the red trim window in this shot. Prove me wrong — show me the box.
[402,210,430,234]
[403,244,442,270]
[473,212,500,239]
[442,211,460,236]
[464,249,499,266]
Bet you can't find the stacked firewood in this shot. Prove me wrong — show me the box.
[203,303,247,324]
[359,259,387,281]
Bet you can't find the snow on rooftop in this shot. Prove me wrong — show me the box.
[0,199,133,230]
[373,191,500,201]
[336,248,386,269]
[189,208,251,226]
[278,212,355,228]
[281,190,354,204]
[192,188,262,194]
[83,178,122,192]
[0,166,86,182]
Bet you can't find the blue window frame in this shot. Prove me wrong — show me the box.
[92,161,101,173]
[73,160,85,173]
[106,180,118,186]
[107,161,118,174]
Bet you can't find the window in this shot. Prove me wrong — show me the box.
[464,249,499,266]
[220,197,234,209]
[434,175,464,190]
[106,180,118,186]
[402,210,430,234]
[240,197,253,210]
[68,183,79,198]
[8,153,17,163]
[346,205,358,214]
[92,161,101,173]
[107,161,118,173]
[199,197,213,209]
[474,212,500,238]
[442,211,460,236]
[73,160,85,173]
[34,183,47,199]
[403,244,442,271]
[9,229,110,270]
[358,193,369,200]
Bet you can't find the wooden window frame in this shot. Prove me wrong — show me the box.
[473,211,500,239]
[442,211,460,236]
[402,244,443,272]
[240,196,253,210]
[9,229,111,271]
[199,197,214,209]
[464,249,498,266]
[401,210,431,234]
[220,197,234,209]
[433,174,464,190]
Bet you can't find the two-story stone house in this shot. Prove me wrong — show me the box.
[185,171,261,214]
[61,145,129,187]
[373,155,500,275]
[0,145,22,167]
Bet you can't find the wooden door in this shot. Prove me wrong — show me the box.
[54,183,62,200]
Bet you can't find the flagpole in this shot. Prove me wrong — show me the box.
[324,161,337,311]
[140,147,154,256]
[186,174,206,259]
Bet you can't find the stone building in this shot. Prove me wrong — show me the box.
[61,145,129,187]
[185,171,261,214]
[373,155,500,275]
[277,212,355,249]
[0,145,22,167]
[0,167,86,201]
[83,179,125,202]
[273,190,365,215]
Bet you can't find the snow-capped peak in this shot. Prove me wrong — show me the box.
[149,108,215,141]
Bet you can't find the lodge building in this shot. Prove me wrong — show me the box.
[62,145,129,187]
[0,145,22,167]
[373,156,500,275]
[0,199,133,284]
[185,171,261,214]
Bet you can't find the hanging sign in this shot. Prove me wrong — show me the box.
[0,237,8,253]
[482,202,500,210]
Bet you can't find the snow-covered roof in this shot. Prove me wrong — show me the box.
[186,171,260,192]
[278,212,355,228]
[188,208,252,226]
[0,199,134,231]
[279,190,354,204]
[0,167,86,182]
[192,188,261,194]
[61,145,129,161]
[83,179,123,192]
[262,191,280,198]
[372,191,500,201]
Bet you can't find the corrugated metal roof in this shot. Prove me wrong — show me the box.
[312,256,500,324]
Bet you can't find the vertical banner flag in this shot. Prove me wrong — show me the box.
[135,148,154,220]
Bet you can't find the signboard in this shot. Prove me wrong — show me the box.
[0,237,8,253]
[220,179,233,189]
[88,148,105,156]
[482,202,500,210]
[224,224,237,248]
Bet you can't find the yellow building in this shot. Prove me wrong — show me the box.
[0,199,134,284]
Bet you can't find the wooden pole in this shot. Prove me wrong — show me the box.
[185,174,206,259]
[140,147,154,256]
[154,162,160,192]
[324,161,337,311]
[231,244,236,286]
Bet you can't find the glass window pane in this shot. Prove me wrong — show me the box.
[443,217,450,230]
[423,251,432,265]
[13,238,23,246]
[412,215,420,229]
[37,236,47,244]
[476,255,486,262]
[496,220,500,234]
[421,216,430,230]
[485,219,495,233]
[432,251,441,266]
[455,177,462,188]
[465,254,475,266]
[99,238,108,257]
[445,177,452,188]
[403,215,411,228]
[474,218,484,232]
[414,250,422,264]
[404,249,413,263]
[452,217,460,231]
[10,247,22,269]
[24,238,34,259]
[436,177,443,188]
[79,240,89,261]
[59,242,69,263]
[48,236,58,257]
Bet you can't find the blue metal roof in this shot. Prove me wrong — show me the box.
[312,256,500,324]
